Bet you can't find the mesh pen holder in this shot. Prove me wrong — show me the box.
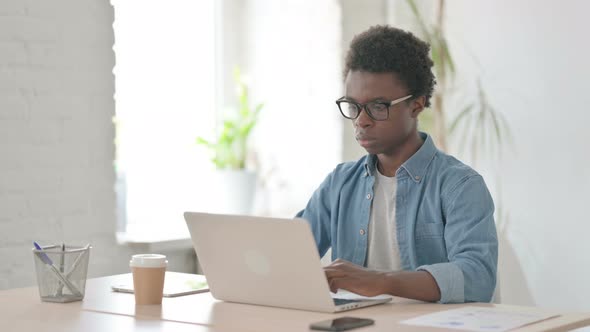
[32,244,91,303]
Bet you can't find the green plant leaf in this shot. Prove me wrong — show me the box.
[196,65,264,170]
[448,103,474,134]
[239,120,256,139]
[406,0,433,42]
[431,41,442,71]
[239,87,249,117]
[440,37,456,76]
[196,137,211,147]
[254,103,264,116]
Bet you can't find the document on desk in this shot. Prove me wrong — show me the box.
[400,306,559,332]
[111,272,209,297]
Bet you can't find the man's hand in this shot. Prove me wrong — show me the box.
[324,259,442,302]
[324,259,390,297]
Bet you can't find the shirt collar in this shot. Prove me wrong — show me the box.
[363,132,438,183]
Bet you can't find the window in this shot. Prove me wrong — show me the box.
[112,0,343,237]
[112,0,217,235]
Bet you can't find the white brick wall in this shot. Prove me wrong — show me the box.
[0,0,117,289]
[0,0,196,290]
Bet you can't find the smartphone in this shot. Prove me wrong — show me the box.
[310,317,374,331]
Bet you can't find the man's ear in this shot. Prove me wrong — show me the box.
[410,96,426,118]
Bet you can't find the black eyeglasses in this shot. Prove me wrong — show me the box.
[336,94,413,121]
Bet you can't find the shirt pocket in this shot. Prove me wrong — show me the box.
[414,222,447,262]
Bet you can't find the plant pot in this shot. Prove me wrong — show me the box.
[214,169,257,215]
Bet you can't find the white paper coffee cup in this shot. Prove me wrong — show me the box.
[129,254,167,305]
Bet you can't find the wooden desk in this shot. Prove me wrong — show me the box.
[3,273,590,332]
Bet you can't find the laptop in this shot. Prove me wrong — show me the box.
[184,212,392,313]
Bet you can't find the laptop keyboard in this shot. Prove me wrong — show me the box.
[333,298,362,306]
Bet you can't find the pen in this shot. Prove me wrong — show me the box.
[60,243,65,273]
[33,242,82,297]
[56,243,65,296]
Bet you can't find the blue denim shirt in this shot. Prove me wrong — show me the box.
[296,132,497,303]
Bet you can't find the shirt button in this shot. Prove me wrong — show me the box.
[415,176,420,180]
[359,229,365,235]
[366,193,372,200]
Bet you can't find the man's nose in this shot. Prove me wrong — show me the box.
[354,107,373,128]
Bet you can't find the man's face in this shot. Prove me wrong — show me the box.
[344,70,422,156]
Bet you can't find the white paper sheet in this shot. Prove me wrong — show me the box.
[401,306,559,332]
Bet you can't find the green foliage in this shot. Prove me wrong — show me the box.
[406,0,455,84]
[448,80,513,161]
[196,68,264,170]
[407,0,512,161]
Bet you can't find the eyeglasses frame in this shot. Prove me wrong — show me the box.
[335,94,414,121]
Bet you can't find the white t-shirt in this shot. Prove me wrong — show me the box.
[366,166,402,272]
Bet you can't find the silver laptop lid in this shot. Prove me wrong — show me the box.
[184,212,337,312]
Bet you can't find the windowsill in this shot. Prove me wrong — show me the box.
[116,230,193,253]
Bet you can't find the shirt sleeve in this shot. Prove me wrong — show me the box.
[295,171,335,259]
[417,174,498,303]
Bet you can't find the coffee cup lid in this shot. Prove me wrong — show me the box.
[129,254,168,268]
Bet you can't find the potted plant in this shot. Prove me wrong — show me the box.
[196,67,264,214]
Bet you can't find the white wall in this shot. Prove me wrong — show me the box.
[442,0,590,311]
[0,0,194,290]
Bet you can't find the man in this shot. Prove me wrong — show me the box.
[296,25,497,304]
